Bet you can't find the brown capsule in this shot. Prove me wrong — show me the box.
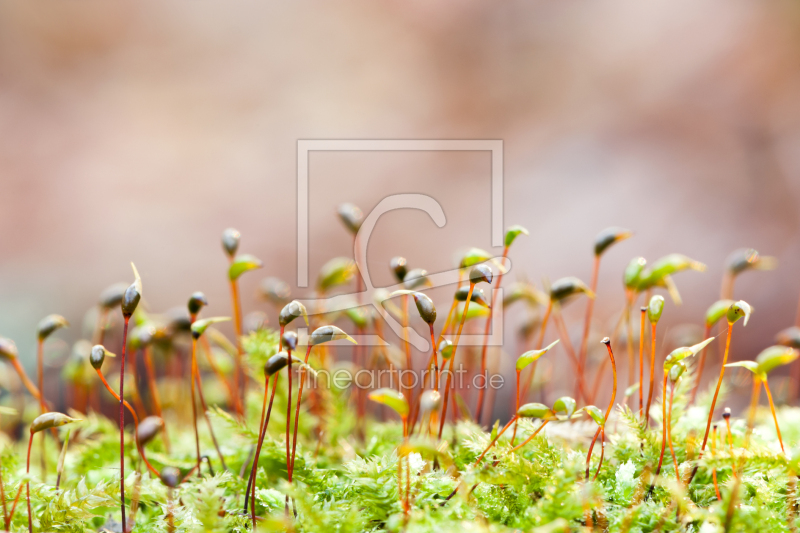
[403,268,430,290]
[187,292,208,316]
[265,351,290,376]
[550,277,593,302]
[222,228,241,258]
[121,283,141,318]
[390,257,408,283]
[723,407,731,419]
[259,277,291,305]
[160,466,181,489]
[337,203,364,235]
[30,412,79,434]
[776,326,800,350]
[37,314,69,341]
[0,336,19,360]
[726,248,777,275]
[281,331,298,351]
[137,416,164,446]
[279,300,308,328]
[166,308,192,334]
[412,293,436,325]
[310,325,356,346]
[469,264,493,285]
[99,282,128,309]
[601,337,611,345]
[454,286,490,308]
[594,227,633,257]
[90,344,113,370]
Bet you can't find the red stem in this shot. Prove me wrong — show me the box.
[476,247,508,424]
[437,284,474,440]
[26,432,33,533]
[119,316,129,533]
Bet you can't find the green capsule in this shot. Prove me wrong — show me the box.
[637,254,706,291]
[121,263,143,318]
[726,248,778,275]
[453,303,489,323]
[265,351,290,376]
[647,295,665,324]
[705,299,735,328]
[187,292,208,316]
[221,228,241,258]
[594,227,633,257]
[668,361,687,383]
[160,466,181,489]
[552,396,576,419]
[663,338,713,370]
[99,282,128,309]
[137,416,164,446]
[281,331,298,351]
[755,345,799,376]
[90,344,115,370]
[585,405,605,427]
[504,225,529,248]
[390,257,408,283]
[550,277,594,302]
[37,314,69,341]
[517,402,555,420]
[310,325,356,346]
[726,300,752,326]
[279,300,309,328]
[412,293,436,325]
[30,412,79,434]
[0,337,19,360]
[403,268,430,290]
[459,248,493,269]
[776,326,800,349]
[438,339,454,360]
[344,307,372,329]
[191,317,231,339]
[623,257,647,290]
[368,387,409,418]
[129,325,156,349]
[454,286,490,308]
[229,254,263,282]
[317,257,356,292]
[516,340,559,371]
[337,203,364,234]
[724,360,760,377]
[469,264,493,285]
[259,277,291,305]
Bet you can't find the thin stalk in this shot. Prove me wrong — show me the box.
[585,427,601,480]
[699,323,733,454]
[36,339,46,481]
[624,299,635,406]
[11,358,42,404]
[690,324,712,406]
[593,428,606,481]
[520,300,552,401]
[190,337,202,474]
[587,340,617,480]
[510,371,521,445]
[745,377,760,448]
[652,374,669,483]
[93,307,110,345]
[474,416,516,466]
[143,347,170,452]
[166,488,175,533]
[289,345,313,484]
[244,373,279,514]
[552,308,589,403]
[437,284,475,440]
[119,316,130,533]
[408,325,440,434]
[711,425,722,500]
[578,255,601,406]
[95,369,160,477]
[25,432,33,533]
[283,354,293,520]
[725,416,737,478]
[644,323,658,426]
[439,271,464,339]
[229,279,244,416]
[509,419,549,454]
[638,308,646,416]
[130,349,147,418]
[476,247,508,424]
[763,379,785,454]
[0,456,6,528]
[7,483,23,532]
[667,383,679,482]
[193,356,227,471]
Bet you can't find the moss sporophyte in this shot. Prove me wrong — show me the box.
[0,211,797,533]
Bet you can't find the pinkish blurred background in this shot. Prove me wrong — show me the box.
[1,0,799,417]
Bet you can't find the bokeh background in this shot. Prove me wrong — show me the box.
[1,0,799,418]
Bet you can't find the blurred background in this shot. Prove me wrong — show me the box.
[1,0,799,419]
